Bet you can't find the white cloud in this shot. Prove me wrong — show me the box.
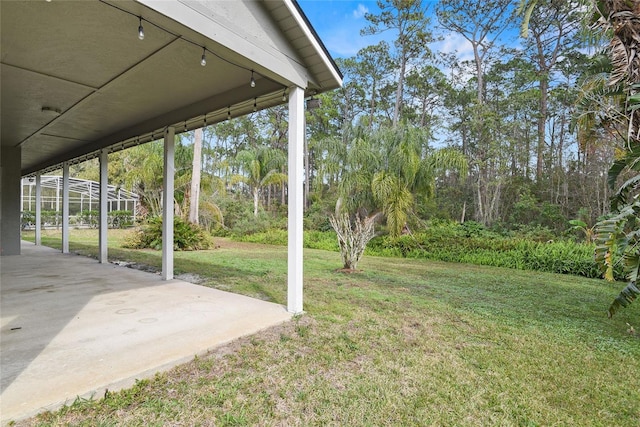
[434,32,474,62]
[353,4,368,19]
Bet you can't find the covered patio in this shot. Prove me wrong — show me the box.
[1,0,341,423]
[1,242,292,421]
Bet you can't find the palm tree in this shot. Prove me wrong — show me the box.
[334,123,468,233]
[554,0,640,315]
[122,141,165,217]
[326,124,467,270]
[370,126,468,237]
[234,146,287,217]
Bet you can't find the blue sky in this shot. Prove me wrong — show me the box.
[297,1,386,58]
[297,0,478,63]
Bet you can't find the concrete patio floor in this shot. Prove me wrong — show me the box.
[0,242,292,423]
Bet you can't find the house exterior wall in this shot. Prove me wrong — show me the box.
[1,146,22,255]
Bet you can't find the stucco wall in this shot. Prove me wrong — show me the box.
[1,145,22,256]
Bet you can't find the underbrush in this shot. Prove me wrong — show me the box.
[122,216,214,251]
[366,234,602,278]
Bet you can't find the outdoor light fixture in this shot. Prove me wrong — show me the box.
[250,71,256,88]
[306,97,321,110]
[138,17,145,40]
[41,106,61,116]
[282,88,287,102]
[200,48,207,66]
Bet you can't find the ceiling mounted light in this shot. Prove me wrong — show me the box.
[200,48,207,66]
[41,106,61,116]
[138,17,145,40]
[250,71,256,88]
[282,89,287,102]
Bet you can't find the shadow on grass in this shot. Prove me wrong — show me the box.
[58,240,288,305]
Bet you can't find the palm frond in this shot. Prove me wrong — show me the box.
[608,36,629,86]
[608,282,640,318]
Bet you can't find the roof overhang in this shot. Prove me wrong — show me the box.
[0,0,342,176]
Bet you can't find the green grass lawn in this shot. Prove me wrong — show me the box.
[17,229,640,426]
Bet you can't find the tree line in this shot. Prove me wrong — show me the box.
[67,0,610,237]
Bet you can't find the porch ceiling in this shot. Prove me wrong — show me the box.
[0,0,341,176]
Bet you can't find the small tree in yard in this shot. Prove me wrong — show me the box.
[323,125,381,271]
[330,210,380,271]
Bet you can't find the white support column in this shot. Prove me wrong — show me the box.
[20,178,24,213]
[55,177,60,214]
[162,126,175,281]
[35,173,42,245]
[62,162,70,253]
[287,86,305,314]
[99,149,108,263]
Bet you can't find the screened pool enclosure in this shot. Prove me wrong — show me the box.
[21,176,138,229]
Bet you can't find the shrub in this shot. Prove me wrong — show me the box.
[123,216,213,250]
[108,210,134,229]
[363,221,604,279]
[79,210,99,227]
[42,210,60,227]
[304,200,335,231]
[237,229,288,245]
[21,211,35,229]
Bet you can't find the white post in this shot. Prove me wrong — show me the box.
[62,162,70,253]
[20,178,24,213]
[162,126,175,280]
[35,173,42,245]
[287,86,305,313]
[99,149,108,263]
[28,179,32,211]
[55,176,60,215]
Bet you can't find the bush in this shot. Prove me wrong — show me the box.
[123,216,213,251]
[304,200,335,231]
[108,210,134,228]
[42,210,60,227]
[79,210,99,227]
[237,229,288,245]
[212,195,287,237]
[362,221,604,279]
[21,211,35,229]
